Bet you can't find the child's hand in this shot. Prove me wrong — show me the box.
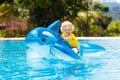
[65,37,73,40]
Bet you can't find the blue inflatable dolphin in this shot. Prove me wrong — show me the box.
[25,20,105,61]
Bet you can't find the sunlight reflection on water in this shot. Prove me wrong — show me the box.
[0,39,120,80]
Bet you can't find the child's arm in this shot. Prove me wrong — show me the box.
[64,37,73,40]
[62,33,73,40]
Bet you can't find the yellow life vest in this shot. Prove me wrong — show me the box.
[62,33,79,48]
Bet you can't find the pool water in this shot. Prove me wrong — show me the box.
[0,39,120,80]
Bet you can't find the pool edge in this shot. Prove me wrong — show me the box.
[77,37,120,40]
[0,37,25,40]
[0,37,120,40]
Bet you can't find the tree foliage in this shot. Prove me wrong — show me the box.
[14,0,84,28]
[93,2,109,13]
[0,0,117,37]
[72,1,112,36]
[106,20,120,36]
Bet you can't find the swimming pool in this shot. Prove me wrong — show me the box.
[0,38,120,80]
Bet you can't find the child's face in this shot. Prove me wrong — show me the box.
[62,26,72,35]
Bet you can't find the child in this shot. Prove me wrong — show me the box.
[60,21,79,54]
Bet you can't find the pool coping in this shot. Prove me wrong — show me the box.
[0,37,25,40]
[0,37,120,40]
[77,37,120,40]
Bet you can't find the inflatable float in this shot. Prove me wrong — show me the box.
[25,20,105,61]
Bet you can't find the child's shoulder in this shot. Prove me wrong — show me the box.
[70,33,77,38]
[70,33,75,36]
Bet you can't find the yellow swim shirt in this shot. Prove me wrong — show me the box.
[62,33,79,48]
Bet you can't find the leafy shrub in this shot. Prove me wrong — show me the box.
[0,30,27,37]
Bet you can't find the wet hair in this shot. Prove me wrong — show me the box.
[60,21,74,33]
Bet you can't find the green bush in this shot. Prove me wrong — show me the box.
[106,20,120,36]
[0,30,27,37]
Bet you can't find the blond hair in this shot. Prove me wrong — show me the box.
[60,21,74,33]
